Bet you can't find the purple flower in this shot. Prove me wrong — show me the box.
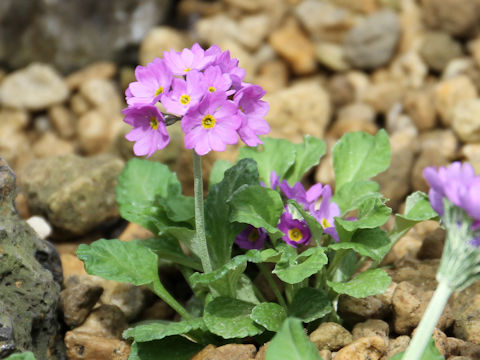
[278,179,340,241]
[203,65,233,95]
[424,162,479,219]
[126,58,173,106]
[278,210,311,247]
[234,84,270,146]
[207,45,246,90]
[181,92,241,155]
[163,43,215,76]
[235,226,267,250]
[123,104,170,157]
[162,70,206,116]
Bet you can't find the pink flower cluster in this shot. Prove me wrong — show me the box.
[123,43,270,157]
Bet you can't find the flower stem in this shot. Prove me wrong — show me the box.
[150,279,192,320]
[401,280,453,360]
[193,151,213,273]
[258,263,287,310]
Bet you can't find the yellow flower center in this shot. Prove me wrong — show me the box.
[208,86,216,93]
[248,230,259,243]
[288,228,303,242]
[154,87,164,96]
[321,218,331,229]
[202,115,216,129]
[150,116,159,130]
[184,67,191,72]
[239,106,245,113]
[180,94,190,105]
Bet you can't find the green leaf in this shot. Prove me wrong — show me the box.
[327,269,391,298]
[285,135,326,184]
[274,247,328,284]
[329,228,390,262]
[287,200,324,245]
[265,318,322,360]
[5,353,36,360]
[335,198,391,232]
[251,302,287,332]
[288,287,332,323]
[76,239,159,286]
[123,318,205,342]
[204,297,265,338]
[390,191,439,244]
[116,158,183,233]
[189,252,263,298]
[229,185,284,236]
[140,237,202,271]
[389,338,444,360]
[333,130,390,190]
[238,138,296,186]
[161,195,194,223]
[128,337,203,360]
[332,180,381,215]
[329,249,358,283]
[209,159,233,188]
[205,158,259,269]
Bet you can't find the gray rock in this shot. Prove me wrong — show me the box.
[344,10,401,69]
[0,63,69,111]
[21,154,124,236]
[419,32,463,72]
[0,158,64,359]
[0,0,172,73]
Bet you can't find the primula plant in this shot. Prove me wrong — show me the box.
[75,44,438,360]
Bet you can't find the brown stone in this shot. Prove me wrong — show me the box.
[403,88,437,131]
[269,17,316,75]
[32,132,75,159]
[118,222,154,242]
[334,336,387,360]
[255,60,289,94]
[380,336,410,360]
[77,110,114,155]
[64,331,130,360]
[192,344,256,360]
[418,227,445,260]
[61,280,103,326]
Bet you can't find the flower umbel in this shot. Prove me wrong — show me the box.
[235,226,267,250]
[277,209,311,248]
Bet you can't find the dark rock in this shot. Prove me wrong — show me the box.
[21,154,124,236]
[344,10,401,70]
[0,158,64,359]
[0,0,172,73]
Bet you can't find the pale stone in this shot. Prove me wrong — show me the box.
[139,26,191,66]
[0,108,29,131]
[361,80,405,114]
[380,336,410,360]
[255,59,289,93]
[434,75,477,126]
[26,216,52,240]
[329,102,378,138]
[390,51,428,89]
[235,14,271,51]
[48,104,76,139]
[269,17,316,75]
[78,78,123,114]
[0,63,69,110]
[309,322,353,351]
[264,81,331,142]
[352,320,390,343]
[295,0,354,41]
[452,99,480,143]
[77,110,114,155]
[403,88,436,131]
[32,132,75,159]
[315,42,350,71]
[334,336,386,360]
[70,93,91,116]
[66,62,117,90]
